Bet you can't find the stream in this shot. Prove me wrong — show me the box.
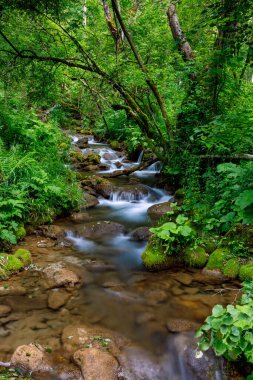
[0,137,241,380]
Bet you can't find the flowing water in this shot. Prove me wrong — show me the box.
[0,137,240,379]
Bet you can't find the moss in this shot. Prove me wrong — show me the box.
[0,268,8,280]
[222,258,240,279]
[16,224,26,241]
[239,262,253,280]
[174,188,185,199]
[110,140,121,150]
[184,246,208,268]
[206,248,231,270]
[14,249,31,266]
[0,253,23,273]
[142,240,167,270]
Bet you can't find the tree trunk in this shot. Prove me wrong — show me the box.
[167,2,194,62]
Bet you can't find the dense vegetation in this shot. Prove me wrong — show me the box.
[0,0,253,371]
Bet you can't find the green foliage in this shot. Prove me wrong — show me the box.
[206,248,231,270]
[149,214,196,255]
[0,100,81,247]
[196,281,253,364]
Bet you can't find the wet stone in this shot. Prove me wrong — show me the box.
[48,289,71,310]
[176,273,192,286]
[145,289,168,306]
[167,318,200,333]
[0,305,12,317]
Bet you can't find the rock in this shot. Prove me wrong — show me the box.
[40,225,64,240]
[167,318,200,332]
[102,152,117,160]
[118,345,166,380]
[43,263,80,289]
[95,179,114,199]
[136,313,155,324]
[47,289,71,310]
[176,273,192,285]
[145,289,168,306]
[70,212,91,223]
[82,193,99,209]
[201,268,225,281]
[0,326,9,337]
[147,202,174,220]
[82,152,101,165]
[14,249,31,266]
[130,227,151,241]
[84,165,100,171]
[11,344,50,372]
[76,137,89,149]
[73,348,119,380]
[62,325,126,356]
[76,221,125,240]
[0,286,26,297]
[0,305,11,317]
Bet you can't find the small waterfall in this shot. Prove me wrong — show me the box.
[137,151,144,164]
[147,161,162,172]
[69,135,79,143]
[109,191,149,203]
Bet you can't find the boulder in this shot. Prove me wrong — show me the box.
[82,193,99,209]
[76,221,125,240]
[40,225,64,240]
[47,289,71,310]
[147,202,174,220]
[81,176,114,199]
[70,212,91,223]
[73,348,119,380]
[11,344,50,372]
[43,263,80,289]
[130,227,151,241]
[145,289,168,306]
[76,137,89,149]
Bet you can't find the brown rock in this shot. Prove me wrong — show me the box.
[82,193,99,209]
[130,226,151,241]
[0,305,11,317]
[40,225,64,240]
[145,289,168,306]
[43,264,80,289]
[70,212,90,223]
[76,221,125,240]
[48,289,71,310]
[147,202,174,220]
[76,137,89,149]
[0,286,26,297]
[176,273,192,285]
[167,318,200,332]
[11,344,50,372]
[73,348,119,380]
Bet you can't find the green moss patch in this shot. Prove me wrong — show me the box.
[206,248,231,270]
[222,258,240,279]
[0,253,23,273]
[14,249,31,266]
[184,246,208,268]
[142,239,167,270]
[16,225,26,241]
[239,262,253,280]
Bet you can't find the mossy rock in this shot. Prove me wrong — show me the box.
[110,140,121,150]
[239,262,253,280]
[0,253,23,273]
[14,249,31,266]
[0,267,8,280]
[16,225,26,241]
[142,237,183,271]
[206,248,231,270]
[222,258,240,279]
[184,246,208,268]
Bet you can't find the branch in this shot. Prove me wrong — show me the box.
[101,158,158,178]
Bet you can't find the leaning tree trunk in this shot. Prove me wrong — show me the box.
[167,2,194,62]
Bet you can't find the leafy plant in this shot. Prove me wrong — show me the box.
[150,214,196,254]
[196,281,253,364]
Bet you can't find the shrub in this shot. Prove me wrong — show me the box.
[196,281,253,364]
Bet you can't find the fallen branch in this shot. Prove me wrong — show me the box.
[101,158,158,178]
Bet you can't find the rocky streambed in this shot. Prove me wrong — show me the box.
[0,137,242,380]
